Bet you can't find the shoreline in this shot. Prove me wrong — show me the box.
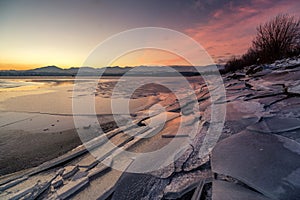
[0,117,118,176]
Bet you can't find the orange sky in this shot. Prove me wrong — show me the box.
[0,0,299,70]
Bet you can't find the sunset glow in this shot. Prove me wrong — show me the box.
[110,49,192,67]
[0,0,299,70]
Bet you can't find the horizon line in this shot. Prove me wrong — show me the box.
[0,64,223,71]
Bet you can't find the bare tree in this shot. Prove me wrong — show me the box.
[252,14,300,62]
[224,14,300,73]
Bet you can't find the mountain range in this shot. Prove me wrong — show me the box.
[0,65,223,76]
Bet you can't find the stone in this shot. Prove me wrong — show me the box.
[211,131,300,200]
[212,180,270,200]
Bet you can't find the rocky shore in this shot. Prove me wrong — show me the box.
[1,56,300,200]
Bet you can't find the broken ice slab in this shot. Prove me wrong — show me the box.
[72,169,121,200]
[180,115,198,126]
[246,79,284,92]
[139,112,180,127]
[225,101,264,121]
[71,170,89,181]
[287,84,300,95]
[173,145,194,173]
[274,105,300,119]
[62,166,78,179]
[247,116,300,133]
[1,172,55,200]
[275,129,300,143]
[111,173,169,200]
[250,69,273,77]
[179,124,210,172]
[0,172,56,200]
[226,82,247,91]
[211,131,300,200]
[212,180,270,200]
[56,177,89,200]
[161,134,189,138]
[0,176,28,192]
[90,132,134,162]
[164,170,212,199]
[126,124,193,177]
[257,94,287,108]
[77,154,99,170]
[72,159,132,200]
[191,180,206,200]
[51,175,63,188]
[87,162,111,180]
[8,180,51,200]
[224,100,263,134]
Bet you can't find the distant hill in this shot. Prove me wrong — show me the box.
[0,65,223,76]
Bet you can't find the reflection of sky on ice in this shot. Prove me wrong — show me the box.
[0,79,41,89]
[0,77,186,130]
[0,76,204,136]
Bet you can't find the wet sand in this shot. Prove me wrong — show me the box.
[0,128,81,176]
[0,77,166,176]
[0,114,120,176]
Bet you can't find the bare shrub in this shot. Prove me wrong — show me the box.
[253,14,300,63]
[224,14,300,73]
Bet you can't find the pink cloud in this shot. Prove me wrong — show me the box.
[213,10,224,18]
[185,0,300,64]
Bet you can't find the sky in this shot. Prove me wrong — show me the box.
[0,0,299,70]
